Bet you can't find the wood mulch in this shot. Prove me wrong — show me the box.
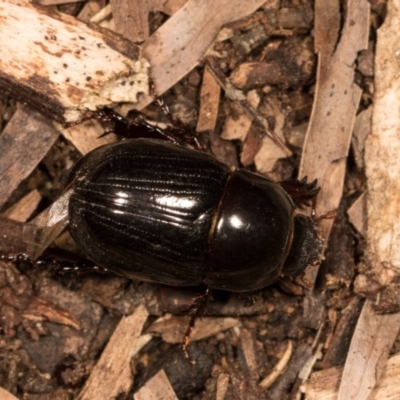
[1,1,398,399]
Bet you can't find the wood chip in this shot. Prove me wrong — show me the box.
[338,300,400,400]
[215,373,230,400]
[22,295,81,330]
[221,91,259,141]
[1,190,41,223]
[38,0,82,4]
[321,297,364,369]
[306,352,400,400]
[134,369,178,400]
[196,65,221,133]
[352,107,372,170]
[347,192,367,237]
[206,56,292,157]
[0,387,19,400]
[161,0,188,16]
[238,329,259,376]
[241,125,262,167]
[0,106,59,209]
[0,0,148,123]
[148,316,240,344]
[110,0,153,42]
[61,120,115,155]
[78,0,102,23]
[77,305,151,400]
[0,217,25,254]
[254,136,287,176]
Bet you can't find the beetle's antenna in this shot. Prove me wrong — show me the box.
[183,286,211,364]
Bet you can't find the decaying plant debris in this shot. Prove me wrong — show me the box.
[0,0,399,399]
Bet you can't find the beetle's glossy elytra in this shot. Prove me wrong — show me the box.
[67,138,322,292]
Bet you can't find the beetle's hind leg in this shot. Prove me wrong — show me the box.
[183,286,211,364]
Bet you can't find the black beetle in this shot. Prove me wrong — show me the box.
[57,109,323,292]
[20,106,323,361]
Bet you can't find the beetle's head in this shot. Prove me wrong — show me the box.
[281,214,323,279]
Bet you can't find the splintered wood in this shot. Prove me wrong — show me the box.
[0,0,148,123]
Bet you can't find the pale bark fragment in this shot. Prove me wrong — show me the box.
[162,0,188,15]
[366,0,400,274]
[134,369,178,400]
[110,0,153,42]
[215,373,230,400]
[1,190,41,223]
[221,91,259,141]
[306,352,400,400]
[347,192,367,237]
[0,387,19,400]
[338,300,400,400]
[0,106,59,209]
[196,65,221,133]
[0,0,148,123]
[77,305,151,400]
[339,1,400,398]
[60,119,115,155]
[352,107,372,170]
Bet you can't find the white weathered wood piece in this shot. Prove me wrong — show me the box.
[0,0,149,123]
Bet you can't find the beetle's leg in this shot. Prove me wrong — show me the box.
[313,209,337,222]
[183,286,211,364]
[0,249,108,278]
[0,252,30,263]
[149,78,205,152]
[63,109,112,129]
[279,177,320,207]
[149,79,175,124]
[98,127,116,138]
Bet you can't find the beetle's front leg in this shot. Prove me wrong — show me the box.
[278,177,319,207]
[149,78,205,152]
